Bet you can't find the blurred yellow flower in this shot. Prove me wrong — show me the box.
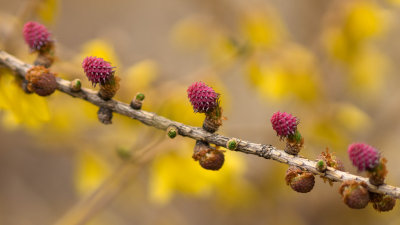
[323,28,356,62]
[240,8,286,50]
[171,16,212,51]
[171,16,239,64]
[323,1,388,63]
[0,71,50,130]
[74,150,111,196]
[37,0,59,24]
[344,1,387,43]
[123,60,158,91]
[335,103,371,132]
[387,0,400,6]
[149,141,249,205]
[245,44,320,102]
[348,49,388,93]
[208,34,238,65]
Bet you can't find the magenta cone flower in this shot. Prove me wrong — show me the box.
[23,21,52,51]
[187,82,219,113]
[82,56,115,85]
[348,143,380,171]
[271,111,298,138]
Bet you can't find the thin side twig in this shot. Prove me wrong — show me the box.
[0,50,399,199]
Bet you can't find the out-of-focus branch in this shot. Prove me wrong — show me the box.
[54,134,165,225]
[0,49,400,199]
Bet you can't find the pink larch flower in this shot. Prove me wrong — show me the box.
[23,21,52,51]
[348,143,380,171]
[271,111,298,138]
[82,56,115,85]
[187,82,219,113]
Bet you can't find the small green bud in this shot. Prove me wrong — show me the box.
[136,92,145,101]
[131,93,145,110]
[167,126,178,139]
[288,130,302,143]
[226,138,239,150]
[316,160,327,172]
[71,79,82,92]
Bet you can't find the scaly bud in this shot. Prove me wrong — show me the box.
[25,65,57,96]
[370,192,396,212]
[368,158,388,186]
[97,107,113,124]
[285,166,315,193]
[339,180,370,209]
[193,140,224,171]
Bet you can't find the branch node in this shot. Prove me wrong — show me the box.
[97,106,113,124]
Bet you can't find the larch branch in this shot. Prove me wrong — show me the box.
[0,50,399,199]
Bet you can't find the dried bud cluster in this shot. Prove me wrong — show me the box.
[285,131,304,155]
[339,180,370,209]
[370,192,396,212]
[368,158,388,186]
[23,21,53,52]
[82,56,115,85]
[285,166,315,193]
[318,148,345,171]
[187,82,219,113]
[98,76,120,100]
[193,141,224,171]
[25,65,57,96]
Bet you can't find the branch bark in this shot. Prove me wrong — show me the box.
[1,49,399,199]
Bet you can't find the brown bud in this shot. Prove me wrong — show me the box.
[339,180,370,209]
[202,103,223,133]
[98,75,120,100]
[367,158,388,186]
[34,51,54,68]
[25,65,57,96]
[192,140,224,171]
[21,79,33,94]
[285,136,304,155]
[318,148,345,171]
[97,107,113,124]
[285,166,315,193]
[370,192,396,212]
